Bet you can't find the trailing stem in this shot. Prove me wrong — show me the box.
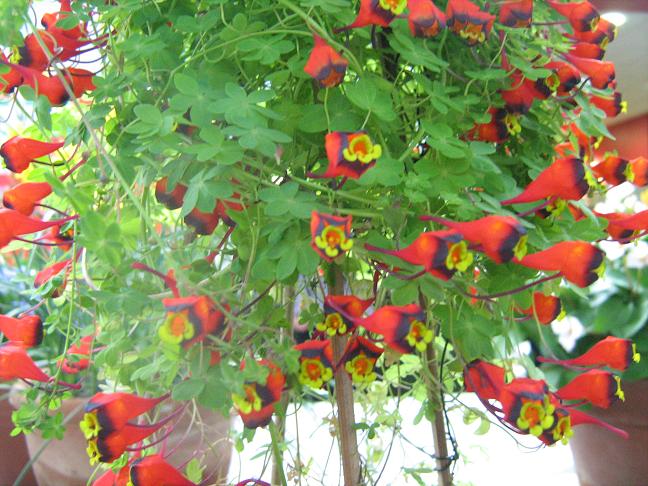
[331,265,361,485]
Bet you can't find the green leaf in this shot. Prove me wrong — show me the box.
[172,378,206,401]
[134,104,163,126]
[276,250,298,280]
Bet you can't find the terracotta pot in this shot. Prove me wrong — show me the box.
[10,389,232,486]
[0,398,37,485]
[570,379,648,486]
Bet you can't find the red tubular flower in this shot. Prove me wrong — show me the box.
[567,18,617,47]
[556,369,624,408]
[630,157,648,187]
[303,35,348,88]
[0,53,22,93]
[34,258,72,293]
[60,335,94,374]
[501,157,588,205]
[468,107,520,143]
[407,0,446,38]
[517,241,605,288]
[539,336,640,371]
[310,211,353,262]
[598,209,648,236]
[498,0,533,28]
[596,212,635,241]
[501,72,550,114]
[18,30,89,71]
[569,41,605,60]
[365,230,469,280]
[1,136,65,174]
[589,92,627,118]
[10,64,73,106]
[318,295,374,336]
[87,422,168,465]
[564,54,615,90]
[320,131,382,179]
[184,207,220,235]
[45,224,74,251]
[2,182,53,215]
[295,340,335,388]
[446,0,495,46]
[0,343,50,382]
[127,454,196,486]
[0,210,76,249]
[519,292,564,325]
[544,61,581,97]
[357,304,431,354]
[68,67,96,97]
[343,336,383,384]
[81,393,167,439]
[232,359,285,429]
[547,0,600,33]
[0,314,43,347]
[155,177,187,210]
[463,359,505,400]
[336,0,405,31]
[591,155,631,186]
[422,215,528,263]
[159,296,227,349]
[41,2,88,43]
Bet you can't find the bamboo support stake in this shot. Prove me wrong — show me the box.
[331,265,361,485]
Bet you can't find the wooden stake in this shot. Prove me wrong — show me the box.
[331,265,361,485]
[426,344,453,486]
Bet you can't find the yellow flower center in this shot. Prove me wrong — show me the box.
[614,376,625,402]
[316,313,347,336]
[516,397,555,437]
[80,411,100,440]
[594,260,606,280]
[342,134,382,164]
[505,113,522,135]
[445,241,473,272]
[552,416,573,445]
[159,311,195,345]
[232,384,262,415]
[405,320,433,352]
[546,198,567,217]
[632,344,641,363]
[545,73,560,92]
[620,100,628,114]
[86,438,101,466]
[458,23,486,44]
[513,235,528,260]
[315,226,353,258]
[378,0,407,15]
[298,358,333,388]
[345,353,377,384]
[624,161,635,183]
[590,16,600,32]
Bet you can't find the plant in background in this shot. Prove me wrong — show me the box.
[0,0,646,485]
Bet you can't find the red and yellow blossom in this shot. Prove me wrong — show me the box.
[565,54,615,90]
[155,177,187,210]
[407,0,446,38]
[0,343,50,382]
[468,107,521,143]
[591,155,632,186]
[589,92,627,118]
[516,241,605,288]
[295,339,335,388]
[0,210,77,249]
[366,230,470,280]
[630,156,648,187]
[422,215,527,264]
[501,157,589,206]
[336,0,406,31]
[318,131,382,180]
[539,336,640,371]
[556,369,624,409]
[518,292,565,325]
[232,359,285,429]
[343,336,383,384]
[303,35,348,88]
[126,454,196,486]
[446,0,495,46]
[357,304,431,354]
[547,0,600,33]
[498,0,533,28]
[159,296,227,349]
[317,294,374,336]
[310,211,353,261]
